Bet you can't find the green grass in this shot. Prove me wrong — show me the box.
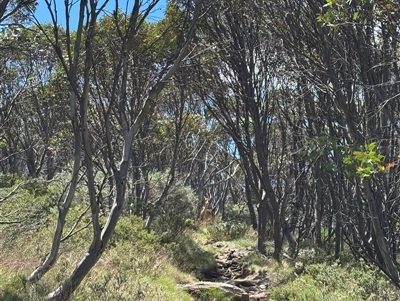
[172,235,217,279]
[198,287,235,301]
[0,219,195,301]
[269,260,400,301]
[1,178,400,301]
[0,272,24,301]
[0,177,195,301]
[203,222,250,241]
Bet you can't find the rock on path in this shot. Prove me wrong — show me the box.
[183,240,269,301]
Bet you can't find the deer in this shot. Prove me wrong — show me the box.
[200,198,216,224]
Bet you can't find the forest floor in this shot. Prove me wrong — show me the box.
[181,225,400,301]
[1,213,400,301]
[1,178,400,300]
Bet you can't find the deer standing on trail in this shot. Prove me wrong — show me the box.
[200,198,215,224]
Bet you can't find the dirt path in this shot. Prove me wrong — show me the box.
[201,240,269,301]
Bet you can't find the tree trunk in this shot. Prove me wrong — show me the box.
[28,92,81,283]
[283,220,297,256]
[272,206,282,260]
[245,177,257,230]
[257,201,267,254]
[47,168,127,300]
[45,1,202,296]
[46,150,56,180]
[363,179,400,286]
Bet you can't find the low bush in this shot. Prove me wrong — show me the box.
[0,173,21,188]
[172,236,217,279]
[223,203,251,224]
[0,272,24,301]
[270,259,400,301]
[198,287,234,301]
[270,274,322,301]
[206,222,249,241]
[148,171,197,243]
[0,182,194,301]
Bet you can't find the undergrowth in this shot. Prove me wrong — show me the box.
[198,287,235,301]
[206,222,249,241]
[1,177,400,301]
[0,178,194,301]
[172,235,217,279]
[269,255,400,301]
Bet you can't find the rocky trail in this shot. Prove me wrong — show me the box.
[181,240,270,301]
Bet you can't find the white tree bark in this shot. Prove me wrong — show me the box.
[27,0,88,282]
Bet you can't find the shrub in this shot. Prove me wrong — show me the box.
[111,215,160,246]
[270,275,322,301]
[223,203,251,224]
[199,287,234,301]
[148,171,197,243]
[172,236,217,279]
[0,173,21,188]
[0,273,24,300]
[207,222,249,241]
[0,175,195,301]
[108,215,165,272]
[270,260,400,301]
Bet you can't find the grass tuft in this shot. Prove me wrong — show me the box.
[173,236,217,279]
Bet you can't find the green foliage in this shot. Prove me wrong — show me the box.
[2,176,400,301]
[152,116,174,142]
[153,274,193,301]
[0,273,24,301]
[105,216,172,279]
[94,11,162,79]
[75,249,193,301]
[23,181,49,197]
[110,215,161,247]
[152,112,203,144]
[228,235,257,249]
[206,222,249,241]
[0,177,60,242]
[238,252,269,267]
[317,0,398,27]
[237,252,272,276]
[198,287,234,301]
[153,3,186,55]
[223,203,251,224]
[343,142,385,179]
[172,236,217,279]
[0,291,24,301]
[148,171,197,243]
[0,269,54,301]
[0,174,20,188]
[270,259,400,301]
[300,135,339,163]
[0,140,6,158]
[69,215,194,301]
[0,211,193,301]
[271,274,321,301]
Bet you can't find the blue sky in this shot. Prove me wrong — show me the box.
[33,0,167,28]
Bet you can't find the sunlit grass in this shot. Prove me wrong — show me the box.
[0,182,195,301]
[1,179,400,301]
